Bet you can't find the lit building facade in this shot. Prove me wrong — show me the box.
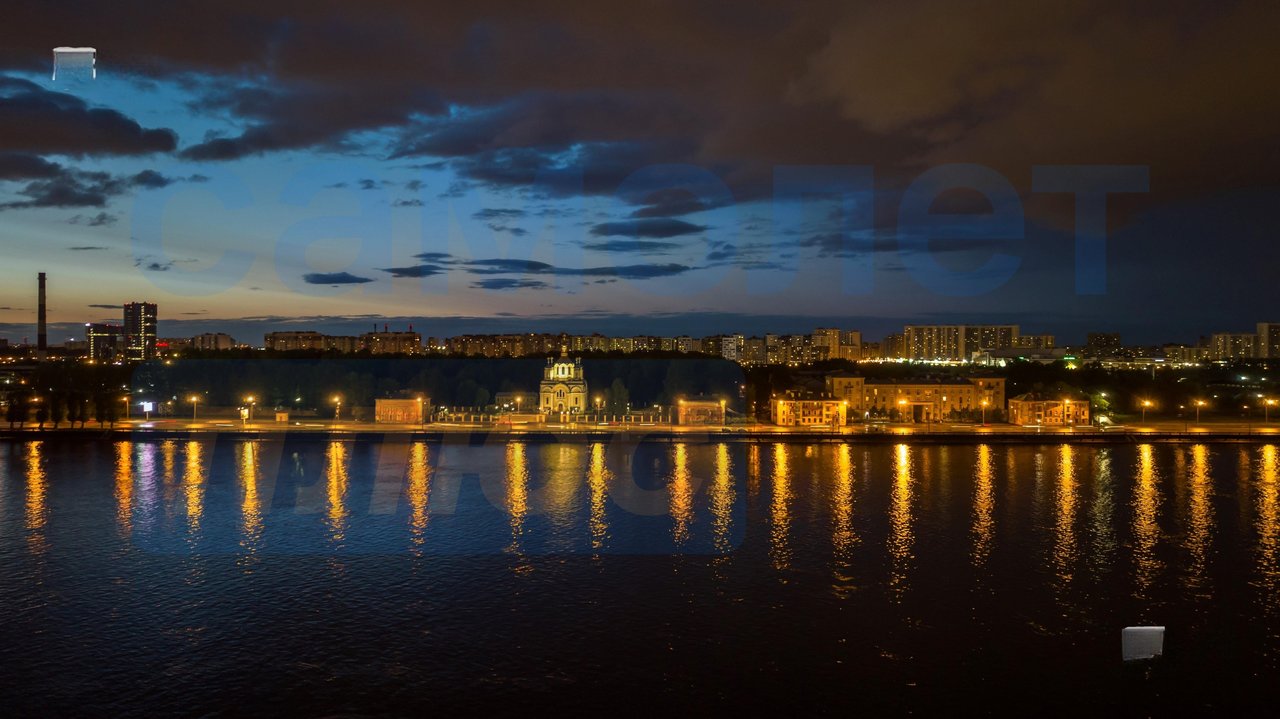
[903,325,1020,361]
[540,352,588,416]
[85,323,123,361]
[676,399,726,425]
[374,398,427,423]
[1210,332,1257,360]
[123,302,157,361]
[771,392,848,427]
[1007,394,1090,426]
[826,374,1007,422]
[360,331,422,355]
[1258,323,1280,359]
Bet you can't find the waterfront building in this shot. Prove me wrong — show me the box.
[826,374,1007,422]
[771,391,847,427]
[1007,393,1090,426]
[540,351,588,416]
[676,398,726,425]
[374,397,427,423]
[123,301,158,361]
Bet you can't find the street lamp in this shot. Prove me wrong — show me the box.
[1266,398,1277,423]
[244,395,256,423]
[122,395,130,420]
[332,395,343,421]
[981,398,989,425]
[1194,399,1206,423]
[189,395,199,421]
[416,395,425,427]
[897,398,908,423]
[1141,399,1152,423]
[1064,398,1073,426]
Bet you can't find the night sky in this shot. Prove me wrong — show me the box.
[0,1,1276,345]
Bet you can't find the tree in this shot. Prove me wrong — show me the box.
[50,393,67,429]
[6,395,27,429]
[606,377,630,414]
[34,400,49,430]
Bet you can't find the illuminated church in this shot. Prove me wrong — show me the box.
[540,350,588,416]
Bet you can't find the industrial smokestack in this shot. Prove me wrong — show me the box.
[37,272,47,360]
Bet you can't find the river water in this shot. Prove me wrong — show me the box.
[2,438,1278,715]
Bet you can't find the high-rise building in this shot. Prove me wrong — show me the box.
[85,323,123,361]
[360,330,422,355]
[1210,332,1257,360]
[1258,323,1280,359]
[1085,332,1122,357]
[191,333,236,351]
[122,302,157,361]
[903,325,1019,361]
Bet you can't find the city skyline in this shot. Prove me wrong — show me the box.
[2,2,1278,343]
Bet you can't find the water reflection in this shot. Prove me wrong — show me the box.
[25,442,48,555]
[770,444,791,571]
[889,443,914,601]
[972,444,994,567]
[324,442,349,544]
[406,443,431,552]
[183,441,205,536]
[240,442,263,555]
[114,441,133,536]
[586,444,609,553]
[1133,444,1162,596]
[1257,445,1279,608]
[1053,445,1078,584]
[711,443,734,555]
[670,444,693,546]
[1186,445,1213,594]
[1088,449,1117,577]
[506,443,529,551]
[832,443,857,561]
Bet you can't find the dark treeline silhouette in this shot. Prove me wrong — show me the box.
[120,356,744,415]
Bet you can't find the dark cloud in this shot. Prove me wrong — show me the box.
[1,158,204,211]
[130,169,175,188]
[629,189,711,218]
[67,213,118,227]
[180,81,445,161]
[393,198,424,207]
[472,278,549,290]
[88,303,123,309]
[0,152,62,179]
[582,240,680,253]
[69,244,110,250]
[463,257,692,279]
[380,254,693,280]
[472,208,526,220]
[0,76,176,156]
[3,169,121,209]
[303,271,374,285]
[590,218,706,238]
[486,223,527,236]
[381,264,446,278]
